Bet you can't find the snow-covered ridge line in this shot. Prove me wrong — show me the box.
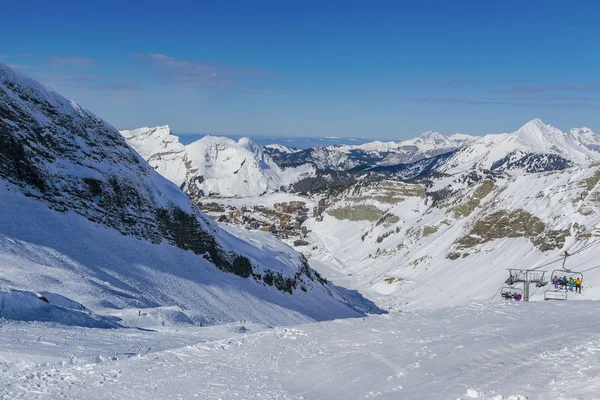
[121,127,316,197]
[440,119,600,174]
[263,130,477,171]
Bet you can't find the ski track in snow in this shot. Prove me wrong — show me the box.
[2,302,600,399]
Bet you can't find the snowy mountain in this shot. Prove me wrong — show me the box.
[292,162,600,313]
[120,126,189,187]
[122,128,315,198]
[0,62,361,327]
[264,131,476,171]
[206,117,600,314]
[440,119,600,174]
[263,143,301,154]
[377,131,475,166]
[265,120,600,178]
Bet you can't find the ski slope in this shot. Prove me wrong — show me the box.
[2,301,600,399]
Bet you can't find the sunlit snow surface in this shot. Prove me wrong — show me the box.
[1,301,599,399]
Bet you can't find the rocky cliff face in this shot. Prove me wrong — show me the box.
[0,63,235,269]
[0,63,343,299]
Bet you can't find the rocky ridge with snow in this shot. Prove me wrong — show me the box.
[122,127,315,198]
[0,62,361,326]
[440,119,600,174]
[264,130,476,171]
[125,120,600,198]
[199,119,600,314]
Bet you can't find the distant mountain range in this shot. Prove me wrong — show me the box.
[123,119,600,197]
[173,133,371,148]
[121,127,315,197]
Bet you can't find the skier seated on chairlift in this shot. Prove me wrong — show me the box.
[560,276,568,289]
[575,277,582,293]
[502,291,521,301]
[568,277,575,292]
[552,275,560,289]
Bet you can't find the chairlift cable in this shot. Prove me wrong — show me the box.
[578,264,600,273]
[488,283,505,304]
[531,236,600,271]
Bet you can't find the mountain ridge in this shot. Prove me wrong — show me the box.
[0,62,361,326]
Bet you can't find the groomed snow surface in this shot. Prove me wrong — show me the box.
[2,301,600,399]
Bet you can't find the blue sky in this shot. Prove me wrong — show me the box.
[2,0,599,140]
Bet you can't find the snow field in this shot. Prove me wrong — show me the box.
[2,301,600,399]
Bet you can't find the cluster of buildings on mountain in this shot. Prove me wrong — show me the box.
[199,199,327,245]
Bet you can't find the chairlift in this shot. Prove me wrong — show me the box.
[500,287,523,301]
[549,269,583,291]
[544,290,568,301]
[548,251,583,294]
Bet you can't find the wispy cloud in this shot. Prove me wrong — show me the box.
[41,75,142,93]
[95,83,142,92]
[423,77,518,89]
[43,55,96,67]
[135,53,276,87]
[402,96,600,110]
[5,64,33,70]
[493,83,600,94]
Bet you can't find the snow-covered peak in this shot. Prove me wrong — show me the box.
[513,119,563,147]
[121,125,172,138]
[0,62,113,131]
[185,136,283,196]
[120,126,188,186]
[441,119,600,174]
[263,144,301,154]
[448,132,477,143]
[237,137,270,165]
[570,126,595,135]
[120,126,182,156]
[415,131,447,143]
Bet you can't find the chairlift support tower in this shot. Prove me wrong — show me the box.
[505,269,548,302]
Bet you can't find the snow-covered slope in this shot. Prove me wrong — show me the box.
[122,128,315,198]
[295,165,600,313]
[441,119,600,174]
[0,62,360,327]
[2,301,600,399]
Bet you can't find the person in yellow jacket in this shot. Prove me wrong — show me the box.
[575,277,582,294]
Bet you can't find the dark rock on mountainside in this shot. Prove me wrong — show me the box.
[0,64,257,281]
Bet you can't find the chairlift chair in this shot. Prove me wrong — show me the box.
[544,290,568,301]
[549,269,583,292]
[500,287,523,301]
